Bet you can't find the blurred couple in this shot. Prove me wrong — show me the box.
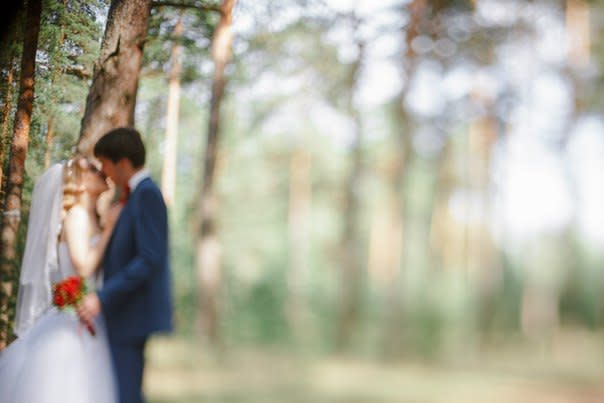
[0,127,173,403]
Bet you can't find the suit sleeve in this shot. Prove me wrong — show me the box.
[97,186,168,311]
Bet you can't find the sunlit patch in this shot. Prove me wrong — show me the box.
[493,136,573,241]
[404,60,445,118]
[567,116,604,246]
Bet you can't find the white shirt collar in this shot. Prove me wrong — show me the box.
[128,169,150,191]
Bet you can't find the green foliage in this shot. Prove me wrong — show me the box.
[224,262,291,345]
[33,0,106,161]
[144,5,218,84]
[558,238,604,329]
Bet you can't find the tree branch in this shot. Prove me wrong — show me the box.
[151,1,221,13]
[63,65,92,79]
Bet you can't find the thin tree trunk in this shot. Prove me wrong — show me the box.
[196,0,236,345]
[566,0,590,70]
[161,15,183,208]
[1,67,15,138]
[77,0,152,154]
[0,62,16,195]
[43,0,67,169]
[337,107,363,349]
[518,0,590,341]
[336,21,365,348]
[378,0,425,357]
[379,103,413,357]
[285,147,312,342]
[44,118,54,169]
[467,92,498,287]
[0,18,21,209]
[367,192,402,286]
[0,0,42,350]
[467,89,503,343]
[429,140,456,269]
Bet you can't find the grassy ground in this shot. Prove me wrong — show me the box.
[145,329,604,403]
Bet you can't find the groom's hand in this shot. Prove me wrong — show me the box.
[77,293,101,324]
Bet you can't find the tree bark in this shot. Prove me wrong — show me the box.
[196,0,236,345]
[161,15,183,208]
[0,0,42,350]
[77,0,152,154]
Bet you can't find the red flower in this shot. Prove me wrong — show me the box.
[52,276,85,309]
[53,293,65,307]
[51,276,95,336]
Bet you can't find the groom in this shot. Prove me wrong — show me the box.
[78,127,173,403]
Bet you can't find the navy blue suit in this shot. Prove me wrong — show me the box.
[98,177,173,403]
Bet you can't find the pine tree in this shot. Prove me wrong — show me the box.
[0,0,43,351]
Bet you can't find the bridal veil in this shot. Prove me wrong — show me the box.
[13,162,64,336]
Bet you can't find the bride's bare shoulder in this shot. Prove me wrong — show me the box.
[63,206,92,231]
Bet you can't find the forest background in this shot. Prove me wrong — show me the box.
[2,0,604,402]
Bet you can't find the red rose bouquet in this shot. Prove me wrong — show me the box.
[52,276,95,336]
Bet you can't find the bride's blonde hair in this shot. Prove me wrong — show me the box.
[62,155,89,214]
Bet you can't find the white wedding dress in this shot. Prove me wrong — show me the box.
[0,240,117,403]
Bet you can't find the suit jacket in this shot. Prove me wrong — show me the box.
[98,177,173,344]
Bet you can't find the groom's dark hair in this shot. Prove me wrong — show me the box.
[94,127,146,168]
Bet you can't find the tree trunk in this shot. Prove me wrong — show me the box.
[466,89,503,344]
[378,103,414,357]
[518,0,591,341]
[44,118,54,169]
[367,189,402,286]
[336,24,365,349]
[466,91,498,286]
[378,0,425,357]
[0,61,16,197]
[161,15,183,208]
[43,0,67,169]
[566,0,590,70]
[0,0,42,350]
[337,108,363,349]
[77,0,152,154]
[196,0,236,345]
[0,15,21,209]
[285,147,312,343]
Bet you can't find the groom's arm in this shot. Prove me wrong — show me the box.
[97,186,168,311]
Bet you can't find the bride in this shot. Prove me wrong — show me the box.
[0,156,121,402]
